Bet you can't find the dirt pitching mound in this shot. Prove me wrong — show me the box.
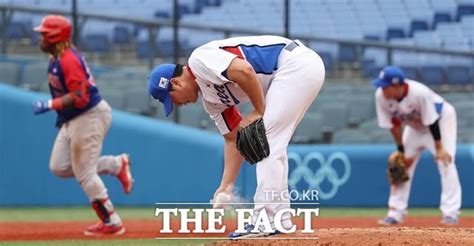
[213,227,474,246]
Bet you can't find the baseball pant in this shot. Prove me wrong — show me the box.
[252,41,325,229]
[49,100,121,224]
[387,102,461,220]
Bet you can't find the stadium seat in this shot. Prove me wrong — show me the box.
[433,12,452,28]
[5,21,29,39]
[420,66,446,85]
[347,97,375,126]
[124,88,151,115]
[409,20,429,37]
[430,0,457,21]
[318,52,334,72]
[292,113,323,144]
[112,26,131,45]
[20,62,48,91]
[320,103,349,132]
[178,102,208,129]
[456,4,474,21]
[368,128,393,143]
[82,34,110,53]
[400,66,419,81]
[332,128,373,144]
[446,66,472,85]
[386,28,406,40]
[0,62,20,85]
[101,89,125,110]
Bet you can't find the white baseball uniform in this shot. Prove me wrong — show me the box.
[188,35,325,228]
[375,79,462,220]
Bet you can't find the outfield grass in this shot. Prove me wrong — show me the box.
[1,207,473,222]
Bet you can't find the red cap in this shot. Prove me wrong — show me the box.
[34,15,72,44]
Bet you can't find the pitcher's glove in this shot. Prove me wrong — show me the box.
[236,118,270,164]
[387,151,409,185]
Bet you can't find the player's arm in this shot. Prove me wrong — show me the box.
[33,59,90,114]
[214,127,245,197]
[390,117,404,153]
[429,119,452,164]
[226,58,265,126]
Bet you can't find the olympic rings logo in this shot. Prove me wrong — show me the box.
[288,151,351,200]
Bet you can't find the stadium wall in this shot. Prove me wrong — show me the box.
[1,84,473,207]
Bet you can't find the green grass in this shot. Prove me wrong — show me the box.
[1,207,473,222]
[1,207,473,245]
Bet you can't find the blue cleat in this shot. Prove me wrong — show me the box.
[377,217,401,225]
[441,216,458,225]
[229,224,281,240]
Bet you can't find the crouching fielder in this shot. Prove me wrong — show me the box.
[373,66,461,226]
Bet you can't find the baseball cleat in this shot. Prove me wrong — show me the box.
[117,154,134,194]
[377,217,401,225]
[440,216,458,225]
[228,224,281,240]
[84,221,126,236]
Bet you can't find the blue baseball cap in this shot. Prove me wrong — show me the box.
[372,66,405,88]
[148,64,176,117]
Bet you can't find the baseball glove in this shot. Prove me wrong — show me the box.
[387,152,409,185]
[236,118,270,164]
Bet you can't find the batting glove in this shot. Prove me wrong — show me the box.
[32,100,51,115]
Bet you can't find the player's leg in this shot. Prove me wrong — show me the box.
[49,125,73,177]
[252,46,324,231]
[426,103,461,223]
[68,101,124,235]
[384,126,424,223]
[94,101,133,193]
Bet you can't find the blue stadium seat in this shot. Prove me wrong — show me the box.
[347,97,375,126]
[124,88,151,115]
[83,34,110,53]
[400,66,419,81]
[362,48,386,77]
[292,113,322,144]
[6,21,29,39]
[446,66,472,86]
[0,61,21,85]
[21,62,48,91]
[338,44,359,63]
[456,4,474,21]
[410,20,429,37]
[318,52,334,72]
[332,128,372,144]
[100,89,125,110]
[112,26,131,45]
[320,103,349,132]
[430,0,457,20]
[433,12,452,28]
[420,66,446,85]
[386,28,406,40]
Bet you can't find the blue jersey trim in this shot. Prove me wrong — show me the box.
[239,43,286,74]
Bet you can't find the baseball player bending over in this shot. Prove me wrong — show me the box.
[32,15,134,235]
[373,66,461,225]
[148,35,325,238]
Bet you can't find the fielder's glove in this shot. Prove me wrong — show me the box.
[236,118,270,164]
[387,151,409,185]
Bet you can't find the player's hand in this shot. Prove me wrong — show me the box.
[435,148,452,164]
[32,100,50,115]
[239,110,263,128]
[211,185,233,209]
